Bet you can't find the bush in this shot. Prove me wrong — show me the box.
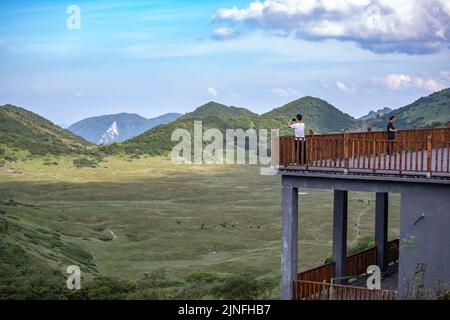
[73,157,97,168]
[127,288,167,300]
[97,143,121,156]
[348,235,375,255]
[4,155,17,162]
[176,272,224,299]
[324,235,376,263]
[0,218,8,233]
[186,272,222,284]
[211,273,275,300]
[137,270,173,289]
[82,276,136,300]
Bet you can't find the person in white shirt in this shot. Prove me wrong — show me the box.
[288,114,305,140]
[288,114,306,164]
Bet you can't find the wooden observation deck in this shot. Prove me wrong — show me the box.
[276,127,450,178]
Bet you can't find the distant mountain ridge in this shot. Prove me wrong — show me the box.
[121,97,362,155]
[68,112,182,144]
[2,89,448,157]
[359,107,393,121]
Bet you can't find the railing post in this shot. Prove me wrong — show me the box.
[343,130,350,173]
[427,135,432,177]
[372,139,376,173]
[307,130,314,169]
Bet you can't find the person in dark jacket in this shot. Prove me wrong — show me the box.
[386,116,397,156]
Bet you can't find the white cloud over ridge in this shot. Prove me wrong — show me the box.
[215,0,450,54]
[270,87,301,97]
[374,73,447,92]
[207,87,219,96]
[336,81,356,93]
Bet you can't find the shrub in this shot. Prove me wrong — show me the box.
[82,276,136,300]
[348,235,375,255]
[211,273,275,300]
[97,143,121,156]
[127,288,166,300]
[186,272,222,284]
[4,155,17,162]
[176,272,224,299]
[324,235,376,263]
[73,157,97,168]
[0,218,8,233]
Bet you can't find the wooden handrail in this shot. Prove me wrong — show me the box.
[293,280,398,300]
[294,240,400,300]
[298,239,399,284]
[278,128,450,177]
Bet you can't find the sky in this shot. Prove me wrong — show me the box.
[0,0,449,126]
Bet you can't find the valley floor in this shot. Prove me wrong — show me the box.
[0,155,400,299]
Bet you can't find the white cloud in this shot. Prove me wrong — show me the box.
[207,87,219,97]
[336,81,356,93]
[440,70,450,81]
[270,87,302,97]
[374,73,447,92]
[212,27,237,40]
[215,0,450,54]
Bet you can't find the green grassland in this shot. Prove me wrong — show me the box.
[0,154,400,299]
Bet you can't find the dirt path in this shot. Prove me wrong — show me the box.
[349,205,371,247]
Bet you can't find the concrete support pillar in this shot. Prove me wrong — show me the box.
[333,190,348,283]
[280,186,298,300]
[375,192,389,271]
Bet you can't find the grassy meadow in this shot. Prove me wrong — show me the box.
[0,153,400,299]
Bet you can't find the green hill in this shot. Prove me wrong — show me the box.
[259,96,361,135]
[0,104,91,155]
[367,88,450,130]
[121,98,360,155]
[185,101,258,121]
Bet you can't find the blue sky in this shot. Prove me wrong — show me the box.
[0,0,449,126]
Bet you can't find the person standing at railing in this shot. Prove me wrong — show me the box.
[288,114,306,164]
[387,116,398,156]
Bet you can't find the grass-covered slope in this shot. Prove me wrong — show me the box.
[367,88,450,129]
[0,104,91,155]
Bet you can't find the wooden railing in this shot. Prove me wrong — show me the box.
[298,240,399,283]
[298,262,335,283]
[277,127,450,177]
[346,239,399,277]
[293,280,398,300]
[295,239,400,300]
